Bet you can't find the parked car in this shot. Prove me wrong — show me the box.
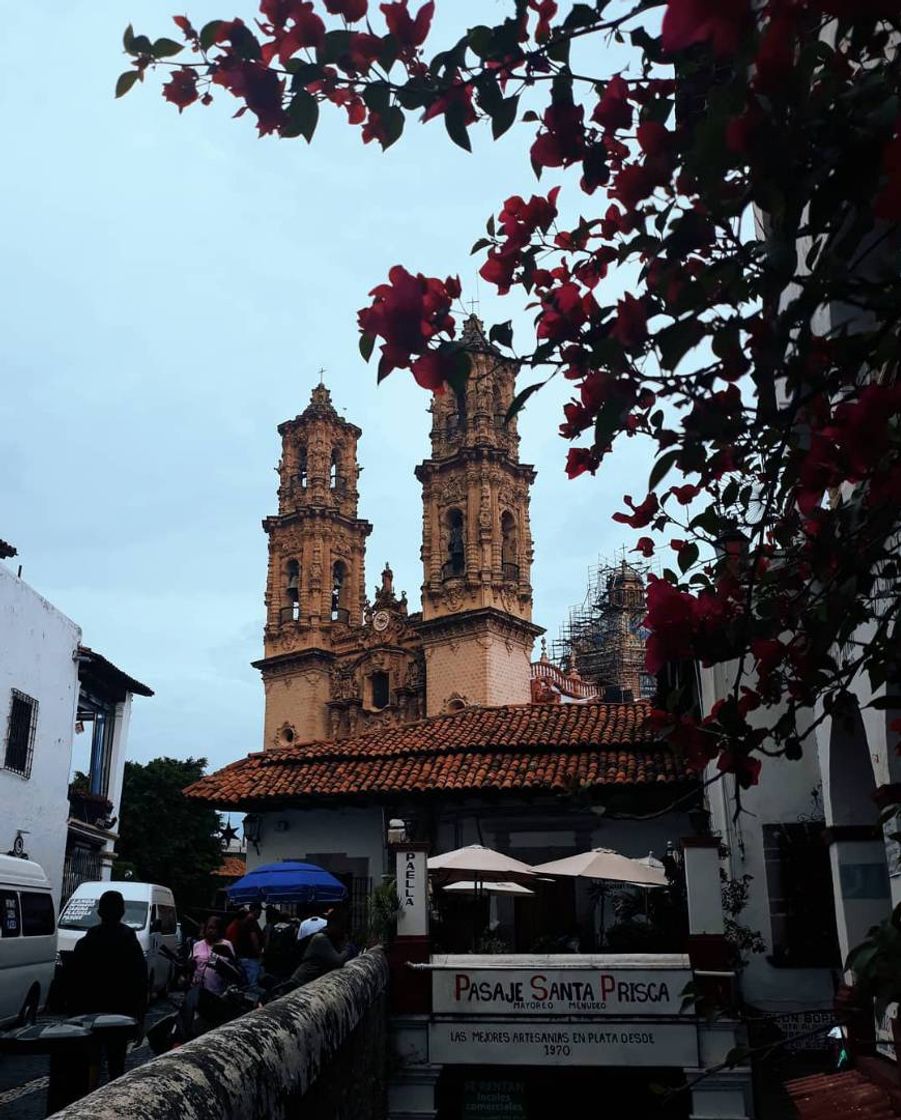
[57,881,179,997]
[0,855,57,1027]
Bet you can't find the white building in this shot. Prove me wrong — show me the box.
[1,556,81,908]
[0,547,152,908]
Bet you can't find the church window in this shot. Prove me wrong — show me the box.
[501,512,518,579]
[332,560,348,620]
[298,448,308,489]
[286,560,300,621]
[370,671,390,710]
[445,508,465,578]
[330,449,339,490]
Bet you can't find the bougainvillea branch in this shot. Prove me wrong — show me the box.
[121,1,901,788]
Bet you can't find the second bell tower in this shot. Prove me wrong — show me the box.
[416,316,543,714]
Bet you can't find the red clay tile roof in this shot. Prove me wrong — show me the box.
[214,855,247,878]
[786,1070,898,1119]
[185,700,690,807]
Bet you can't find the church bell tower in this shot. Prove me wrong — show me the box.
[416,316,543,714]
[254,384,371,746]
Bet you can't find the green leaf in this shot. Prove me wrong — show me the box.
[289,61,323,89]
[678,542,700,573]
[362,82,391,116]
[199,20,223,51]
[648,450,679,492]
[152,38,184,59]
[442,346,472,396]
[318,29,353,65]
[380,106,405,150]
[467,25,493,59]
[131,34,153,56]
[123,24,136,54]
[444,101,472,152]
[545,37,570,65]
[491,95,519,140]
[868,694,901,710]
[489,321,513,349]
[359,333,375,363]
[470,238,491,255]
[283,91,319,142]
[115,70,140,99]
[656,319,704,371]
[506,380,544,422]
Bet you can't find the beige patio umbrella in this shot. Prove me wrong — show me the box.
[427,845,537,880]
[443,880,535,896]
[532,848,668,887]
[533,848,668,947]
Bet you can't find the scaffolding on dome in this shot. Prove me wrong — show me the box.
[551,554,656,701]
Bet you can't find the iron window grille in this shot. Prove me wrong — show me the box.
[4,689,37,778]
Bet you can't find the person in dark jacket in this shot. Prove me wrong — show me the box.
[289,909,356,988]
[66,890,147,1080]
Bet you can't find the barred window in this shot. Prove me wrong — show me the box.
[4,690,37,778]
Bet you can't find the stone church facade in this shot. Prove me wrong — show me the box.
[254,317,544,749]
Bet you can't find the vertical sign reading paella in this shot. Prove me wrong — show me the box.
[395,847,428,937]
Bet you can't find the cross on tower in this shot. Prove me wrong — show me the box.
[317,367,326,386]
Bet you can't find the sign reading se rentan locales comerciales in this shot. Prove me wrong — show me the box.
[432,965,692,1017]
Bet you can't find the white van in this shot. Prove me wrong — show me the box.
[57,881,179,996]
[0,855,57,1027]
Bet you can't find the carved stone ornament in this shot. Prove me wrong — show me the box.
[331,663,360,701]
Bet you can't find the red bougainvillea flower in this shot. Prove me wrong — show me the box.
[528,0,558,43]
[380,1,434,52]
[669,483,701,505]
[162,68,199,112]
[324,0,368,19]
[609,293,648,348]
[565,447,600,479]
[358,265,460,382]
[480,190,560,294]
[717,750,762,789]
[634,537,655,557]
[531,100,586,169]
[172,15,196,37]
[661,0,753,58]
[592,75,632,132]
[637,121,671,157]
[613,492,659,529]
[643,577,696,672]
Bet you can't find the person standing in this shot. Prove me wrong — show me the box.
[65,890,147,1081]
[191,916,241,995]
[234,902,264,987]
[290,909,356,988]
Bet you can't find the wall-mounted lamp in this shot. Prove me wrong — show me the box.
[243,813,263,854]
[387,818,407,845]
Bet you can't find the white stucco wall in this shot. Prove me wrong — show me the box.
[700,662,837,1014]
[0,564,81,907]
[251,806,388,884]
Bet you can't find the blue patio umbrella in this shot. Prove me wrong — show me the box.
[226,861,347,906]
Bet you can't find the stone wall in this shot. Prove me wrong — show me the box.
[54,950,388,1120]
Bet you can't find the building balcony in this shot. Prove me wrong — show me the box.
[502,562,520,581]
[68,785,114,829]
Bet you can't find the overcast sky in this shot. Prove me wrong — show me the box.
[1,2,650,777]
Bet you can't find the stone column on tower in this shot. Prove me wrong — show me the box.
[414,315,543,715]
[253,383,372,746]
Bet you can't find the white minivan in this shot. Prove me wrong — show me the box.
[57,881,179,996]
[0,855,57,1027]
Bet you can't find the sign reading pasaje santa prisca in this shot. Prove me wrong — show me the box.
[431,956,692,1017]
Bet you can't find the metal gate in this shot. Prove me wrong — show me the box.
[61,845,103,905]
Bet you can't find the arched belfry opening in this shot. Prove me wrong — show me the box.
[330,448,339,490]
[332,560,348,621]
[501,511,518,579]
[286,559,300,621]
[298,447,308,489]
[445,508,465,578]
